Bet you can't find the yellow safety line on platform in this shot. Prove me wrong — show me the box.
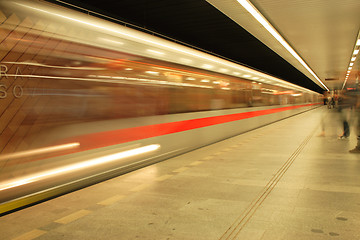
[155,174,173,181]
[172,167,189,173]
[54,210,91,224]
[130,183,151,192]
[12,229,46,240]
[0,185,71,215]
[189,161,203,166]
[97,195,125,206]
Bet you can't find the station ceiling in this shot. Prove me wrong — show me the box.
[47,0,360,94]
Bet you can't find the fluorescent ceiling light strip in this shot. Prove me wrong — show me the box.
[236,0,328,91]
[342,32,360,89]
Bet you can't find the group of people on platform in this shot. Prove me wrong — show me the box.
[321,87,360,153]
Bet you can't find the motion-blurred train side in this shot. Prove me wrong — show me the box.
[0,0,322,214]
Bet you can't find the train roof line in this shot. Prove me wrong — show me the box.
[48,0,319,94]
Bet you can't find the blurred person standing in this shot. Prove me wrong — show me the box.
[327,96,332,109]
[337,90,354,139]
[349,86,360,153]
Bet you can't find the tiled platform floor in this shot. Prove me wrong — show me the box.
[1,106,360,240]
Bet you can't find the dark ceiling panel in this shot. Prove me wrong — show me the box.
[47,0,323,93]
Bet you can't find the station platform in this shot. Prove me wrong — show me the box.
[1,106,360,240]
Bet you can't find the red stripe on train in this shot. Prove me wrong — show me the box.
[69,103,320,151]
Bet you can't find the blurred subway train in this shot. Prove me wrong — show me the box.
[0,0,322,214]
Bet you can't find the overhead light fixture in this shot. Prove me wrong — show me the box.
[236,0,328,91]
[342,33,360,89]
